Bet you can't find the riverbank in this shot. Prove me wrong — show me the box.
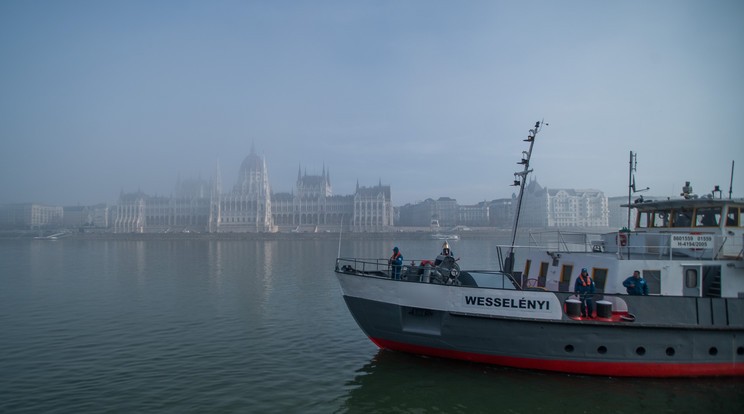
[0,227,615,242]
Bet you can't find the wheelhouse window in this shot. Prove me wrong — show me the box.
[636,211,651,228]
[694,207,721,227]
[524,260,532,277]
[726,207,740,227]
[652,211,670,228]
[672,209,693,227]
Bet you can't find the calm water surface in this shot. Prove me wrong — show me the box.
[1,238,742,413]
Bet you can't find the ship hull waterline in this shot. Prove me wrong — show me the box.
[337,273,744,377]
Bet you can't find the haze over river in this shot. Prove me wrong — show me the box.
[1,237,742,413]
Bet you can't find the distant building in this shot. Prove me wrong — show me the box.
[488,198,515,227]
[353,181,394,231]
[0,203,63,230]
[112,148,391,233]
[520,179,609,228]
[211,149,275,233]
[458,202,490,226]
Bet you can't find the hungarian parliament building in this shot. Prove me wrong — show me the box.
[1,150,615,233]
[113,149,394,233]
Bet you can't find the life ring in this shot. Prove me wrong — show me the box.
[616,233,628,246]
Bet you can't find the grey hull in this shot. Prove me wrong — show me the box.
[343,294,744,377]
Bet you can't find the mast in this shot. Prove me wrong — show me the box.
[505,121,543,274]
[626,151,648,230]
[627,151,635,231]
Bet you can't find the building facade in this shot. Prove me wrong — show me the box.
[520,179,609,228]
[0,203,63,230]
[111,150,392,233]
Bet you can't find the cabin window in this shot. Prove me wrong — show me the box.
[685,269,698,289]
[560,265,573,283]
[592,268,608,291]
[651,211,670,228]
[524,260,532,277]
[726,207,740,227]
[636,211,651,228]
[694,207,720,227]
[539,262,549,278]
[643,270,661,295]
[672,209,693,227]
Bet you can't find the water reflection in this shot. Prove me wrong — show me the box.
[339,350,744,413]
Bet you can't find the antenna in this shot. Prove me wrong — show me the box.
[729,160,735,199]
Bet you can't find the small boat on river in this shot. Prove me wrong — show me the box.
[334,122,744,377]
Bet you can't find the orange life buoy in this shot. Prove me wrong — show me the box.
[616,233,628,246]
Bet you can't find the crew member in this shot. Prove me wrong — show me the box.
[441,241,452,257]
[574,268,596,318]
[622,270,649,295]
[389,246,403,280]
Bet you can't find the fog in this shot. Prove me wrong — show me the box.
[1,1,742,207]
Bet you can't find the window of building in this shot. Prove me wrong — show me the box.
[560,265,573,283]
[694,207,721,227]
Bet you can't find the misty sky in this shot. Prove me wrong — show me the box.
[1,0,743,207]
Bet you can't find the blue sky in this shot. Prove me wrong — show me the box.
[1,0,742,206]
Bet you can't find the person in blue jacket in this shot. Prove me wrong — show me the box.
[623,270,649,295]
[389,246,403,280]
[574,268,596,318]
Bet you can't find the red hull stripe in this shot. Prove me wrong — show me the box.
[369,337,744,377]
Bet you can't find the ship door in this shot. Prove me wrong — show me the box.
[682,265,701,297]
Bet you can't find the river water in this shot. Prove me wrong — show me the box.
[1,237,742,413]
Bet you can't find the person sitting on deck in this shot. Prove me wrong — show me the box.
[574,268,596,318]
[441,241,452,257]
[435,241,453,266]
[389,247,403,280]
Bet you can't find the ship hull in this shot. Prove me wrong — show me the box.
[337,273,744,377]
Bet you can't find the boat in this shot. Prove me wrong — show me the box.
[430,233,459,241]
[334,121,744,377]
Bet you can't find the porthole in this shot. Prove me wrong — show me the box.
[597,346,607,354]
[666,347,675,356]
[709,347,718,356]
[738,347,744,356]
[565,344,574,353]
[636,347,646,356]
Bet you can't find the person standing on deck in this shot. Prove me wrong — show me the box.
[623,270,649,295]
[574,268,596,318]
[389,247,403,280]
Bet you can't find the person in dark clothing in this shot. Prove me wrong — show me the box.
[623,270,649,295]
[441,241,452,257]
[574,268,596,318]
[389,246,403,280]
